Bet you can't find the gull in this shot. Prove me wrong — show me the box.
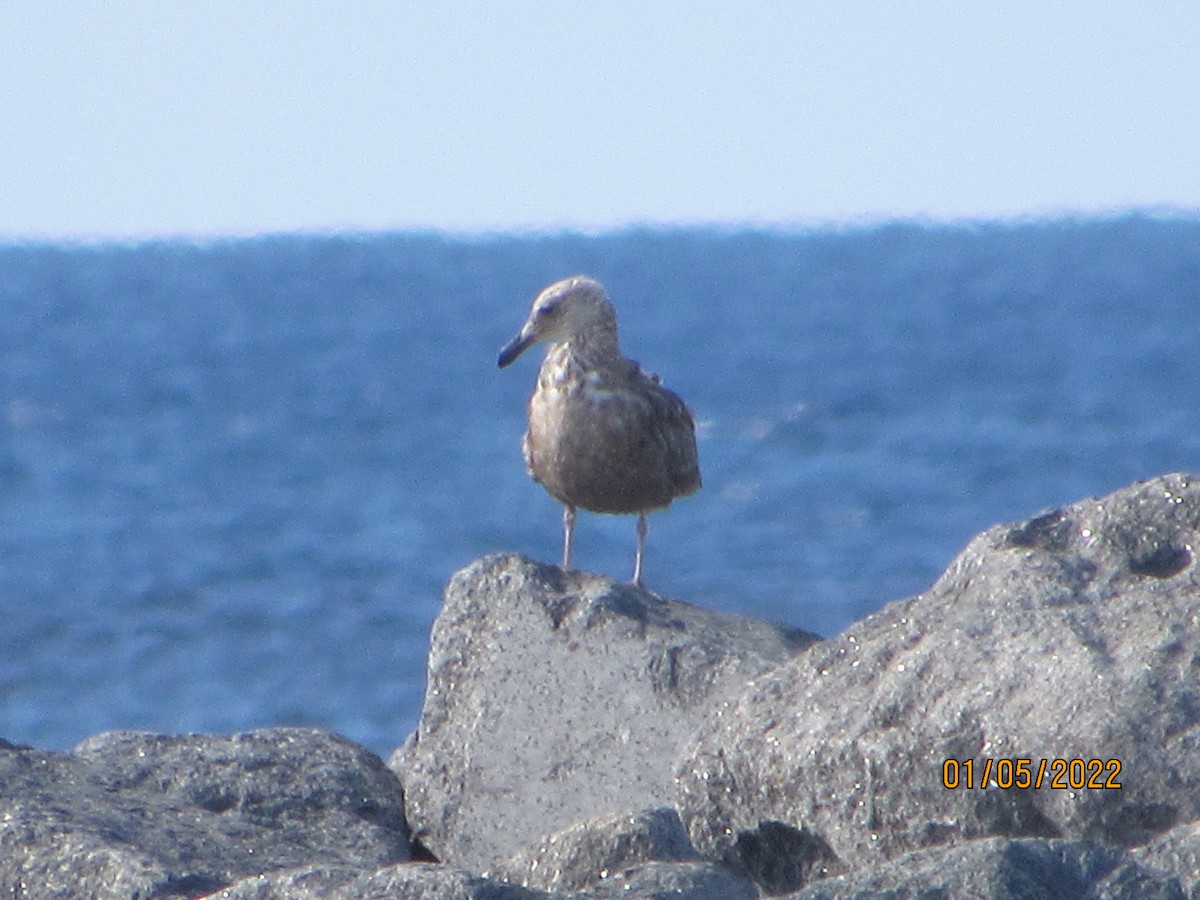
[498,275,700,587]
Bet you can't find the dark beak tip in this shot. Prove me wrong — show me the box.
[497,334,529,369]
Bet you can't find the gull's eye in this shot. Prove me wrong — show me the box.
[535,302,560,319]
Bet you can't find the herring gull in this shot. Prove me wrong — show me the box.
[498,275,701,587]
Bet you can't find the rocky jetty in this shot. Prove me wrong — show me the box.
[4,473,1200,898]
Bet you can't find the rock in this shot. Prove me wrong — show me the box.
[675,473,1200,893]
[0,728,411,898]
[1134,820,1200,898]
[211,861,550,900]
[395,553,818,870]
[490,806,754,898]
[212,808,757,900]
[206,866,368,899]
[491,807,701,893]
[569,860,758,899]
[784,837,1185,899]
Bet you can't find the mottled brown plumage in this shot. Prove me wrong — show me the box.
[498,275,701,586]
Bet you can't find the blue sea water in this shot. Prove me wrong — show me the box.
[1,216,1198,757]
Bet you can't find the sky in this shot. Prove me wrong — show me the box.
[2,2,1199,240]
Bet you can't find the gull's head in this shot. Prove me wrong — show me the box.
[497,275,618,368]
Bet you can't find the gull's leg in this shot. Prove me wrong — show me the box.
[562,504,576,570]
[631,513,647,588]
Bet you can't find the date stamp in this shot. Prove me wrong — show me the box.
[942,758,1122,790]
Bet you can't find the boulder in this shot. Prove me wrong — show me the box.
[211,862,549,900]
[490,807,700,893]
[1134,820,1200,898]
[395,553,818,870]
[568,860,758,899]
[211,807,757,900]
[784,837,1184,899]
[0,728,411,898]
[675,472,1200,893]
[490,806,754,898]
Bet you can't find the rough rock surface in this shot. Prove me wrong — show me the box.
[395,553,818,870]
[490,806,754,898]
[1134,820,1200,898]
[785,837,1185,899]
[0,728,411,898]
[569,860,758,899]
[211,862,549,899]
[675,472,1200,893]
[491,807,701,893]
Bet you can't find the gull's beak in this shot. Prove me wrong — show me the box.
[497,324,536,368]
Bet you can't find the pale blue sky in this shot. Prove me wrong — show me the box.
[2,2,1198,240]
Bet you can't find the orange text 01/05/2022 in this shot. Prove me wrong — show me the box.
[941,758,1123,791]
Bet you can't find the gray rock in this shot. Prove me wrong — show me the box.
[785,837,1184,900]
[212,862,550,900]
[213,824,755,900]
[491,807,702,893]
[0,727,411,898]
[1134,820,1200,898]
[489,806,754,898]
[207,865,367,899]
[395,553,818,870]
[675,473,1200,892]
[569,860,758,900]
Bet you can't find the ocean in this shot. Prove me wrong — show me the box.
[2,215,1198,756]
